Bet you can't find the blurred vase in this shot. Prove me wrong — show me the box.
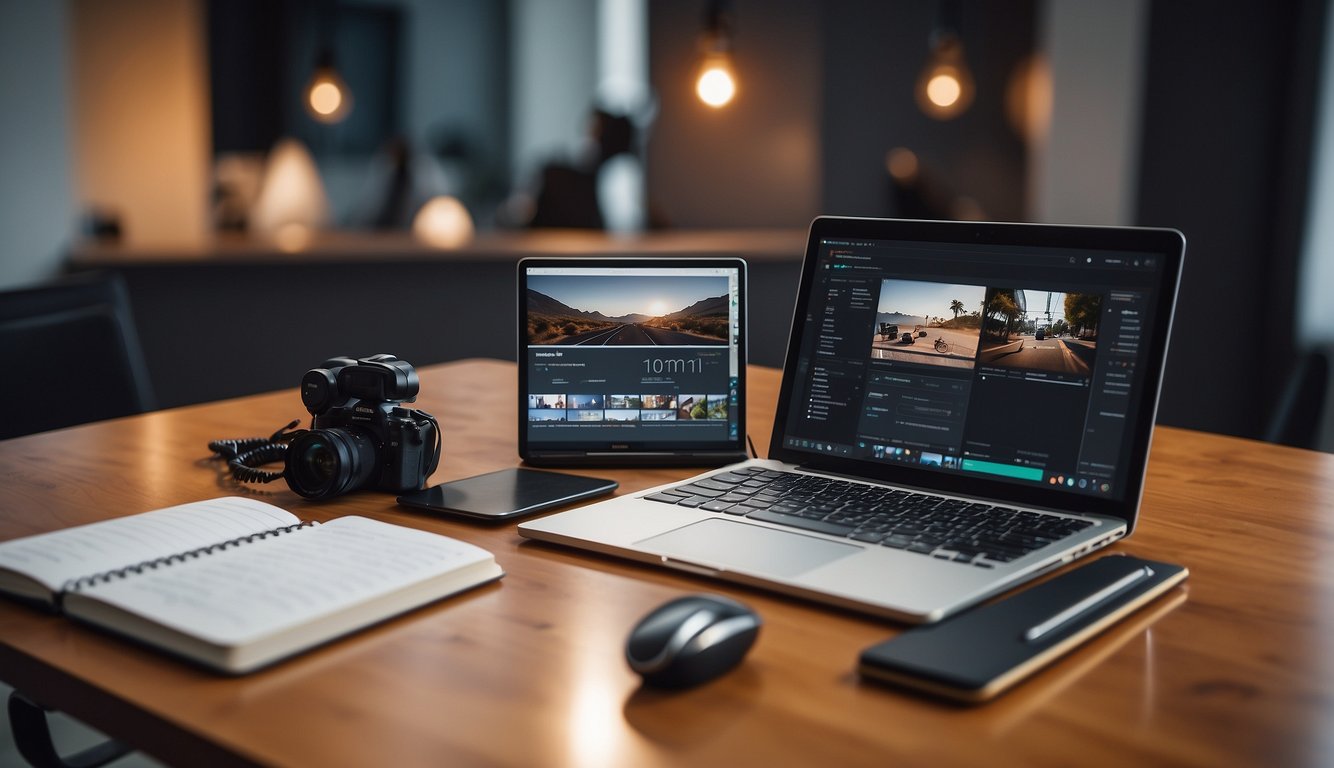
[412,195,474,248]
[250,138,330,245]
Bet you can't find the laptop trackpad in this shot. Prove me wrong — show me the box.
[636,519,861,578]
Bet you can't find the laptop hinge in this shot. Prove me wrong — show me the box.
[791,464,1087,517]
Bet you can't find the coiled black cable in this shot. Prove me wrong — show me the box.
[208,420,305,484]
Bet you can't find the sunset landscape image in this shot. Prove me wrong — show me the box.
[526,274,730,346]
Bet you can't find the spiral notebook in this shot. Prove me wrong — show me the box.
[0,497,503,673]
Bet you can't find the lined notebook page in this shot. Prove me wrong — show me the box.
[0,498,299,593]
[75,516,494,645]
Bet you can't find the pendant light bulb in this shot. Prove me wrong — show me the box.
[696,53,736,108]
[695,1,737,109]
[305,50,352,124]
[916,33,974,120]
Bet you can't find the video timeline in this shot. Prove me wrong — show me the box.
[528,393,730,424]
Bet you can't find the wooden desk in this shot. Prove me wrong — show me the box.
[1,359,1331,767]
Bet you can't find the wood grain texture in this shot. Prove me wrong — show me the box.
[1,360,1332,767]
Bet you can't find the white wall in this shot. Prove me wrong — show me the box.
[1298,0,1334,450]
[0,1,74,290]
[598,0,649,114]
[1299,0,1334,347]
[1031,0,1148,225]
[510,0,600,188]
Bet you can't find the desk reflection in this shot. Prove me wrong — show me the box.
[977,587,1187,736]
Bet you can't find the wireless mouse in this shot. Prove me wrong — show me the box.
[625,593,761,689]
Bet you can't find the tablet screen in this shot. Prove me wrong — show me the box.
[518,258,747,464]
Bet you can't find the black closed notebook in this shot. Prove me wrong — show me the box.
[858,555,1187,702]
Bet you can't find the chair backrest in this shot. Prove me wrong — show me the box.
[0,271,156,439]
[1265,348,1330,450]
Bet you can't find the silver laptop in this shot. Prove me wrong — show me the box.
[520,217,1185,623]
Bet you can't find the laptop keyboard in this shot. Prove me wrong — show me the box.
[644,468,1094,569]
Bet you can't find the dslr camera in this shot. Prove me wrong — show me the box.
[284,355,441,499]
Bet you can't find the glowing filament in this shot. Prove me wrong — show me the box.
[696,64,736,108]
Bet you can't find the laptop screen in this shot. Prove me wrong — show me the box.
[519,258,746,462]
[770,218,1183,521]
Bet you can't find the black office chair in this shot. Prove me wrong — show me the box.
[0,271,155,440]
[7,690,130,768]
[1265,348,1330,451]
[0,272,153,766]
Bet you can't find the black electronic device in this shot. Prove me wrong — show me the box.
[396,467,617,521]
[285,355,441,499]
[857,555,1188,702]
[625,593,761,689]
[518,257,749,467]
[207,354,441,501]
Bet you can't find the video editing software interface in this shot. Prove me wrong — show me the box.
[524,264,742,449]
[782,237,1167,501]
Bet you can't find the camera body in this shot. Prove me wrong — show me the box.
[285,355,441,499]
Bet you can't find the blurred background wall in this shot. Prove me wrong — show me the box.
[0,3,74,289]
[0,0,1330,446]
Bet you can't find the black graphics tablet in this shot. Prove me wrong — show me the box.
[518,257,749,467]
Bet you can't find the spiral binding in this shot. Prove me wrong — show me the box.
[59,520,320,603]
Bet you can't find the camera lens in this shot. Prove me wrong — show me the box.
[285,428,378,499]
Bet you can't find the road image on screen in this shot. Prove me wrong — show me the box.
[977,288,1101,376]
[522,263,743,455]
[869,279,987,369]
[526,274,729,346]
